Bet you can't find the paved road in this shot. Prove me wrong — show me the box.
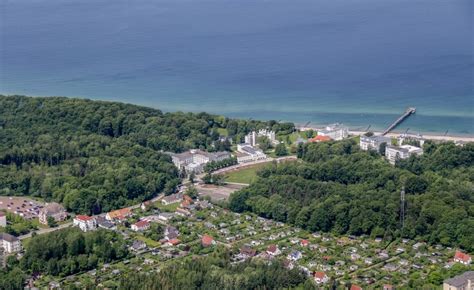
[19,222,73,240]
[209,155,298,176]
[18,156,298,240]
[18,193,165,240]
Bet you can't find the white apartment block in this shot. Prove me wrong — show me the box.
[317,124,348,141]
[171,149,231,174]
[245,131,257,147]
[235,144,267,163]
[0,212,6,227]
[397,134,425,147]
[245,129,277,147]
[73,215,97,232]
[443,271,474,290]
[0,233,22,253]
[385,145,423,164]
[360,135,391,152]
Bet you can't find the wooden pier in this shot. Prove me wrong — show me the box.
[382,107,416,136]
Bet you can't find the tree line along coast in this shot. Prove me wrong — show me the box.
[0,95,473,289]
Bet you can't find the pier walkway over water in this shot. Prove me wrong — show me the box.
[382,107,416,136]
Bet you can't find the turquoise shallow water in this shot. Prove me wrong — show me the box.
[0,0,473,134]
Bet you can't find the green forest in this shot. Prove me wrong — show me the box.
[0,95,293,214]
[117,250,311,290]
[230,140,474,251]
[1,233,309,290]
[1,228,128,289]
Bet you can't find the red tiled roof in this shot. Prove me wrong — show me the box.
[314,271,326,279]
[133,220,149,228]
[168,238,180,246]
[75,215,93,221]
[176,208,190,214]
[350,285,362,290]
[301,239,309,246]
[267,244,277,253]
[309,135,332,142]
[201,235,214,246]
[454,250,471,262]
[108,208,131,219]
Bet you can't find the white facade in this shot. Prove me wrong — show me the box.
[397,134,425,147]
[73,215,97,232]
[0,213,6,227]
[258,129,276,143]
[318,124,349,141]
[171,150,230,174]
[158,213,175,221]
[314,272,329,284]
[38,202,67,225]
[236,144,267,163]
[131,221,150,232]
[360,135,391,152]
[245,131,257,146]
[245,129,277,146]
[385,145,423,164]
[443,271,474,290]
[0,233,21,253]
[161,193,182,205]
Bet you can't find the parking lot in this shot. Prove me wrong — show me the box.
[0,196,44,219]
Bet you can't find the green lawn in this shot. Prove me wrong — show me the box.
[223,163,269,184]
[277,132,305,144]
[217,128,229,137]
[155,201,180,212]
[135,235,161,248]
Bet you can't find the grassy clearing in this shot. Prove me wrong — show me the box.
[278,132,304,143]
[135,235,161,248]
[155,201,180,212]
[217,128,229,137]
[223,163,269,184]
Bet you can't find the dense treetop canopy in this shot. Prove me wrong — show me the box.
[0,95,293,214]
[230,140,474,251]
[118,250,310,290]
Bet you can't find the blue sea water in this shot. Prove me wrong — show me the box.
[1,0,473,135]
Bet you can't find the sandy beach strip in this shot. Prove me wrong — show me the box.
[348,130,474,142]
[296,124,474,143]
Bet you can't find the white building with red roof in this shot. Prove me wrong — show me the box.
[73,215,96,232]
[131,220,150,232]
[201,235,215,247]
[106,208,132,221]
[454,250,472,265]
[166,238,181,247]
[314,271,329,284]
[266,244,281,256]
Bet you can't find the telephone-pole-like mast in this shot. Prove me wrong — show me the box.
[400,187,406,228]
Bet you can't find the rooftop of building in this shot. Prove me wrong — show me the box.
[41,202,66,214]
[387,144,422,153]
[361,135,391,142]
[172,149,229,161]
[75,215,94,221]
[444,271,474,287]
[309,135,332,142]
[0,232,19,243]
